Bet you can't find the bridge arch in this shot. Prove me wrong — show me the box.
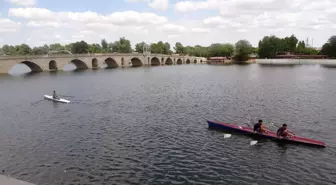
[92,58,98,68]
[186,59,191,64]
[177,59,182,65]
[194,59,197,64]
[165,58,173,65]
[70,59,88,70]
[105,57,118,68]
[151,57,160,66]
[49,60,57,71]
[131,57,143,67]
[20,61,43,73]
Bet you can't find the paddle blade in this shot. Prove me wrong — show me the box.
[250,140,258,145]
[224,134,232,139]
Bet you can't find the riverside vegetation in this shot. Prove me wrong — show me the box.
[1,35,336,63]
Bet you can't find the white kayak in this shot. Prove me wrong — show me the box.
[44,95,70,103]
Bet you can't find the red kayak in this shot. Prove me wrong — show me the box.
[207,120,326,148]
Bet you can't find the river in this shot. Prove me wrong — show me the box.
[0,64,335,185]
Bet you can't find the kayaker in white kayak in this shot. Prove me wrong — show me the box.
[53,90,59,100]
[277,124,295,138]
[253,120,268,134]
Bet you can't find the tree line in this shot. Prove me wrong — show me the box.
[258,35,336,58]
[1,35,336,60]
[0,37,253,61]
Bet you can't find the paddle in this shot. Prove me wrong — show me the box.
[250,140,258,145]
[224,134,232,139]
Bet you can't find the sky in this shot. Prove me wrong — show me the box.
[1,0,336,48]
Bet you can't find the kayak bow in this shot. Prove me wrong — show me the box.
[207,120,326,148]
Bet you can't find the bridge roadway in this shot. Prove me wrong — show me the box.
[0,53,206,74]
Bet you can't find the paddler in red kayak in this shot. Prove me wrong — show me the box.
[253,120,268,134]
[277,124,295,138]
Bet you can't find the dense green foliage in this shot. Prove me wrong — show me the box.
[135,42,147,53]
[320,36,336,58]
[150,41,172,54]
[258,34,320,58]
[71,41,89,54]
[0,35,334,58]
[110,37,132,53]
[233,40,253,62]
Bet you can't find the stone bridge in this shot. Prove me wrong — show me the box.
[0,53,207,74]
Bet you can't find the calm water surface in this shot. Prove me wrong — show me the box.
[0,64,335,185]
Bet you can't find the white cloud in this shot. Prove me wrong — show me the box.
[191,28,211,33]
[26,21,65,28]
[0,18,21,32]
[7,0,36,7]
[72,35,85,39]
[127,0,169,11]
[107,11,167,25]
[175,0,219,12]
[8,8,168,25]
[2,0,336,48]
[159,23,187,33]
[149,0,169,11]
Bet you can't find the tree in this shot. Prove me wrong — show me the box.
[2,45,11,55]
[194,45,209,57]
[31,44,49,55]
[71,41,89,54]
[49,43,64,51]
[101,39,108,52]
[320,36,336,58]
[64,44,73,53]
[288,34,299,53]
[233,40,252,63]
[164,42,171,54]
[149,41,171,54]
[32,47,45,55]
[258,36,283,58]
[88,43,102,53]
[208,43,234,57]
[296,41,306,54]
[151,42,163,54]
[42,44,49,54]
[174,42,185,54]
[16,44,32,55]
[111,37,132,53]
[252,47,258,54]
[135,42,147,53]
